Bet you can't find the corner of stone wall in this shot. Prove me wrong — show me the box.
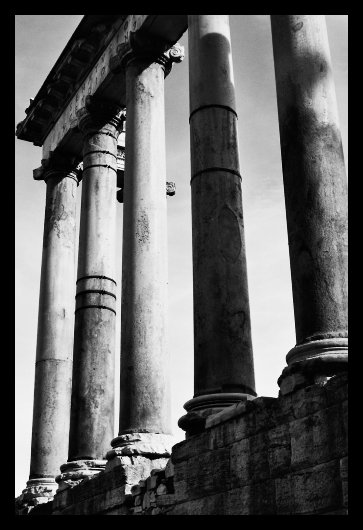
[165,372,348,515]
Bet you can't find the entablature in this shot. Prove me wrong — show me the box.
[16,15,187,163]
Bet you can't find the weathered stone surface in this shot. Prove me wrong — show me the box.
[230,433,270,487]
[168,492,225,515]
[29,167,79,486]
[183,14,256,429]
[171,432,211,463]
[22,368,347,515]
[340,456,348,507]
[184,448,231,499]
[290,404,346,471]
[109,433,173,457]
[68,100,123,464]
[156,483,168,496]
[275,460,341,514]
[271,15,348,361]
[146,475,158,491]
[267,424,291,477]
[104,455,167,494]
[164,459,174,479]
[118,52,172,437]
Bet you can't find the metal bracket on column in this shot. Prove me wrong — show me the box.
[116,180,176,203]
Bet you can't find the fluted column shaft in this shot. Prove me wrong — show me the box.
[182,14,256,423]
[67,97,124,465]
[28,160,80,494]
[116,57,170,437]
[270,15,348,371]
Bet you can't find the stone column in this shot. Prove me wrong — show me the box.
[19,155,81,507]
[57,96,125,487]
[107,38,184,466]
[179,15,256,434]
[270,16,348,393]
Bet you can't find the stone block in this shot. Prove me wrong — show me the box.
[172,479,188,503]
[106,455,167,494]
[342,399,348,442]
[171,432,211,463]
[142,491,151,510]
[206,401,249,429]
[103,506,130,515]
[267,424,291,477]
[275,474,294,514]
[340,456,348,507]
[250,397,278,435]
[274,392,295,424]
[155,494,176,508]
[146,475,158,490]
[224,481,276,515]
[276,460,342,514]
[290,404,346,471]
[185,448,231,499]
[325,373,348,405]
[102,487,126,510]
[156,483,168,496]
[164,459,174,478]
[223,487,250,515]
[151,468,165,478]
[290,383,328,419]
[168,493,225,515]
[134,495,142,506]
[131,484,143,496]
[279,372,307,396]
[249,479,276,515]
[208,423,226,449]
[230,433,269,487]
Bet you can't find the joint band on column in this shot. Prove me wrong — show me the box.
[76,275,117,286]
[75,289,116,299]
[85,131,118,141]
[83,164,117,173]
[190,167,242,184]
[83,150,118,159]
[75,305,116,315]
[189,104,238,122]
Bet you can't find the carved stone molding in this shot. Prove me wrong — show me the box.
[77,95,126,136]
[33,151,83,184]
[112,32,185,77]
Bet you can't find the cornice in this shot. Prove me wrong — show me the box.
[16,15,127,146]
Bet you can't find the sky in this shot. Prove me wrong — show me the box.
[15,14,348,497]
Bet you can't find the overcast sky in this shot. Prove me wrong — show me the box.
[15,14,348,497]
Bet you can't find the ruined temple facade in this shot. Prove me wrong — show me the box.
[16,15,348,515]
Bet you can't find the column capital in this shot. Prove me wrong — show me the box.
[76,95,126,137]
[33,151,82,184]
[112,31,184,77]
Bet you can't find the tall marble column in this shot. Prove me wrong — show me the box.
[179,15,256,434]
[270,15,348,392]
[108,38,184,460]
[21,155,81,504]
[57,96,125,486]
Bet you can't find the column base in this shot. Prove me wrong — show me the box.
[279,338,348,396]
[178,393,256,436]
[105,433,173,493]
[108,432,173,458]
[55,460,106,491]
[15,478,57,514]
